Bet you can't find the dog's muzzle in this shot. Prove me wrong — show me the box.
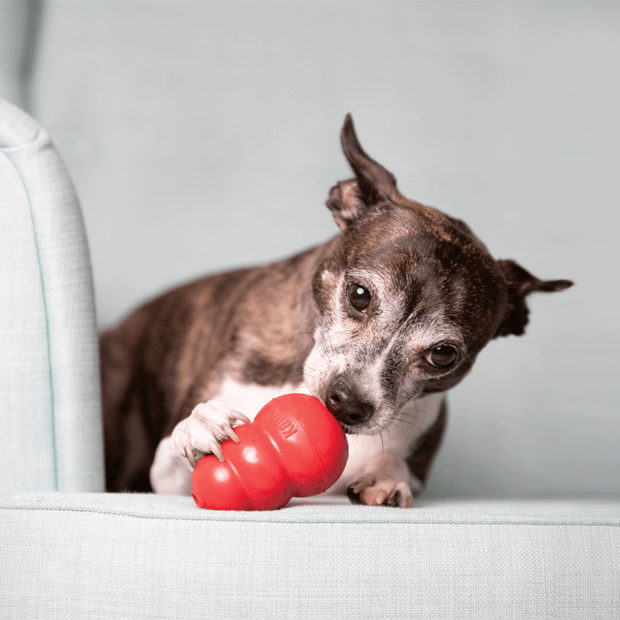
[324,375,375,427]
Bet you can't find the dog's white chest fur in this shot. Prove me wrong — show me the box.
[213,378,314,421]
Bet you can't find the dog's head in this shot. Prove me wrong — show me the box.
[304,114,572,434]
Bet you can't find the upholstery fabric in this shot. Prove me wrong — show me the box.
[0,98,103,495]
[1,493,619,619]
[1,50,619,619]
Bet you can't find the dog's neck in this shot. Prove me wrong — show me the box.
[224,238,339,389]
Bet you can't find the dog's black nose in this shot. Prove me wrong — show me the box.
[325,377,375,427]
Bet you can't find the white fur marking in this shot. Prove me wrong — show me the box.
[212,378,312,422]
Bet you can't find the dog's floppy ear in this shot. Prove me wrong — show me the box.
[494,260,573,337]
[326,114,398,231]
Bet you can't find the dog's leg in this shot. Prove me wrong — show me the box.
[149,436,193,495]
[149,399,250,495]
[343,397,447,508]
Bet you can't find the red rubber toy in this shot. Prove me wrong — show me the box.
[191,393,348,511]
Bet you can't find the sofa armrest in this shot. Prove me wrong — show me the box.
[0,98,104,495]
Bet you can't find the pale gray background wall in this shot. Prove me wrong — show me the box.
[2,0,619,498]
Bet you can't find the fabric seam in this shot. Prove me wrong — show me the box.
[1,504,619,527]
[1,146,58,490]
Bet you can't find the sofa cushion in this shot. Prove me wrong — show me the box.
[1,493,619,619]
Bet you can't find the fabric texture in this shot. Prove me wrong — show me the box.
[1,493,619,619]
[1,94,619,619]
[0,98,103,495]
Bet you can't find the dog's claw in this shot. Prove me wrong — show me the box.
[224,411,250,443]
[349,480,366,495]
[235,413,251,425]
[226,427,240,443]
[185,447,196,469]
[212,443,225,463]
[374,491,387,505]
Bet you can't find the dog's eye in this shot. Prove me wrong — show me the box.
[347,283,371,312]
[428,345,458,368]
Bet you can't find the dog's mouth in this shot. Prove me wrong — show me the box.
[335,411,394,436]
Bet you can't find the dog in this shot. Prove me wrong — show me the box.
[100,114,572,507]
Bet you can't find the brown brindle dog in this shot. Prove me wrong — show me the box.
[101,115,572,507]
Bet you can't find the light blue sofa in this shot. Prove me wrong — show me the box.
[1,98,620,619]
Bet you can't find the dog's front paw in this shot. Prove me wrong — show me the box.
[347,475,414,508]
[171,400,251,470]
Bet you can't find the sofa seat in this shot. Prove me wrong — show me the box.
[2,493,619,619]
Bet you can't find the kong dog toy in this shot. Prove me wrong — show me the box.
[191,394,349,511]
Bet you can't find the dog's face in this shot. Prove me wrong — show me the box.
[303,115,572,434]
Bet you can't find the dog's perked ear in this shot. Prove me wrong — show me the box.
[494,259,574,338]
[326,114,399,231]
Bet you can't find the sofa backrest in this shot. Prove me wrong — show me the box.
[3,4,618,500]
[0,98,104,495]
